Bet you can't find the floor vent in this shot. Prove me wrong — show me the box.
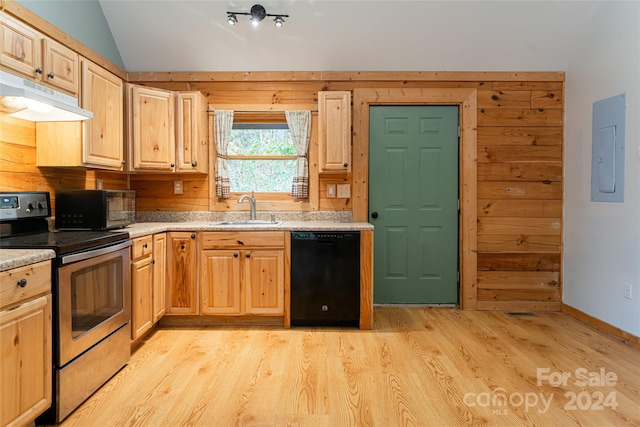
[506,312,537,317]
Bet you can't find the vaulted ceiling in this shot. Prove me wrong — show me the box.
[98,0,602,73]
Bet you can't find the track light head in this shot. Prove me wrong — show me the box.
[274,16,284,28]
[227,13,238,26]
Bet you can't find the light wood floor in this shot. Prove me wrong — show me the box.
[58,308,639,426]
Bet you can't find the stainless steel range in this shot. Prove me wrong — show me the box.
[0,192,132,423]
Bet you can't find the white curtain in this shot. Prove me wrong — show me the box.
[214,110,234,199]
[285,110,311,199]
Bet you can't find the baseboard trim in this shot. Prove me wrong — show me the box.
[561,303,640,349]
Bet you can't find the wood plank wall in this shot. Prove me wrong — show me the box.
[0,72,564,310]
[0,114,129,210]
[130,73,564,310]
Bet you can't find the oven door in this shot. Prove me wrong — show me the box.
[57,240,131,367]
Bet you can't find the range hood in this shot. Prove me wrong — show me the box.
[0,70,92,121]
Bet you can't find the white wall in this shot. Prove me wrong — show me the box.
[564,1,640,336]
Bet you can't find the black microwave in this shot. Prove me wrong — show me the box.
[55,190,136,230]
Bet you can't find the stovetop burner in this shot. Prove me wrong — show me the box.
[0,229,129,255]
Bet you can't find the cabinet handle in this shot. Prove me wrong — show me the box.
[35,67,43,74]
[190,234,196,239]
[234,253,239,258]
[191,162,197,167]
[245,253,251,259]
[17,278,27,288]
[343,162,348,167]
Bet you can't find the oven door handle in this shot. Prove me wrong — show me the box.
[60,240,132,265]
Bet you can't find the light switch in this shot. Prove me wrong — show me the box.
[327,184,336,198]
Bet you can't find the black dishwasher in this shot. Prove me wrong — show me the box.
[290,231,360,327]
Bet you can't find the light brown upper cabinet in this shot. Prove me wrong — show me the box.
[36,59,125,170]
[80,59,124,170]
[175,91,209,173]
[127,84,175,172]
[0,13,79,96]
[318,91,351,173]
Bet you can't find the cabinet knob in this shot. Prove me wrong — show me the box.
[17,278,27,288]
[143,243,148,248]
[191,162,197,167]
[151,259,156,265]
[35,67,43,74]
[343,162,348,167]
[234,253,239,258]
[121,160,126,165]
[47,72,55,79]
[245,253,251,258]
[190,234,196,239]
[170,163,175,168]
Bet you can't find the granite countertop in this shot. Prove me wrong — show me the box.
[0,249,56,272]
[125,221,373,239]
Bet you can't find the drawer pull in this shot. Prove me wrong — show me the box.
[143,243,148,248]
[17,278,27,288]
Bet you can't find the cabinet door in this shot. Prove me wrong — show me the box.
[318,91,351,173]
[0,14,42,79]
[175,92,208,173]
[0,295,52,427]
[130,85,175,171]
[166,232,198,314]
[81,59,124,170]
[152,233,167,322]
[245,250,284,315]
[42,38,79,95]
[131,255,153,340]
[200,250,242,315]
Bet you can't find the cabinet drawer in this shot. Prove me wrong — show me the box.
[0,260,51,309]
[132,236,153,260]
[202,231,285,249]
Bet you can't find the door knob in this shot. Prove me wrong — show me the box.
[371,212,379,219]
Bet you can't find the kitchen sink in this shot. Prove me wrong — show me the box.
[212,220,283,226]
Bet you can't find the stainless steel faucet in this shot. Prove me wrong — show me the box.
[238,191,257,220]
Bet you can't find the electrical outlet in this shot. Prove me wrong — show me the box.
[624,283,632,299]
[96,178,103,190]
[326,184,336,198]
[173,180,183,195]
[337,184,351,198]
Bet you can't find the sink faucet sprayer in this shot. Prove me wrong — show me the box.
[238,191,257,221]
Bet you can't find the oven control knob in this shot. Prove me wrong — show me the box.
[37,201,45,209]
[25,202,34,213]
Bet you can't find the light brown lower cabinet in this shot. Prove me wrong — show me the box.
[0,261,52,427]
[200,232,285,316]
[131,233,167,341]
[165,232,198,315]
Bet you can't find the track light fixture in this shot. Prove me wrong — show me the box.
[227,4,289,28]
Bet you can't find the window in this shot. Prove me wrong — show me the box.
[227,122,297,193]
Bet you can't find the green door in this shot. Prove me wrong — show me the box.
[369,106,459,303]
